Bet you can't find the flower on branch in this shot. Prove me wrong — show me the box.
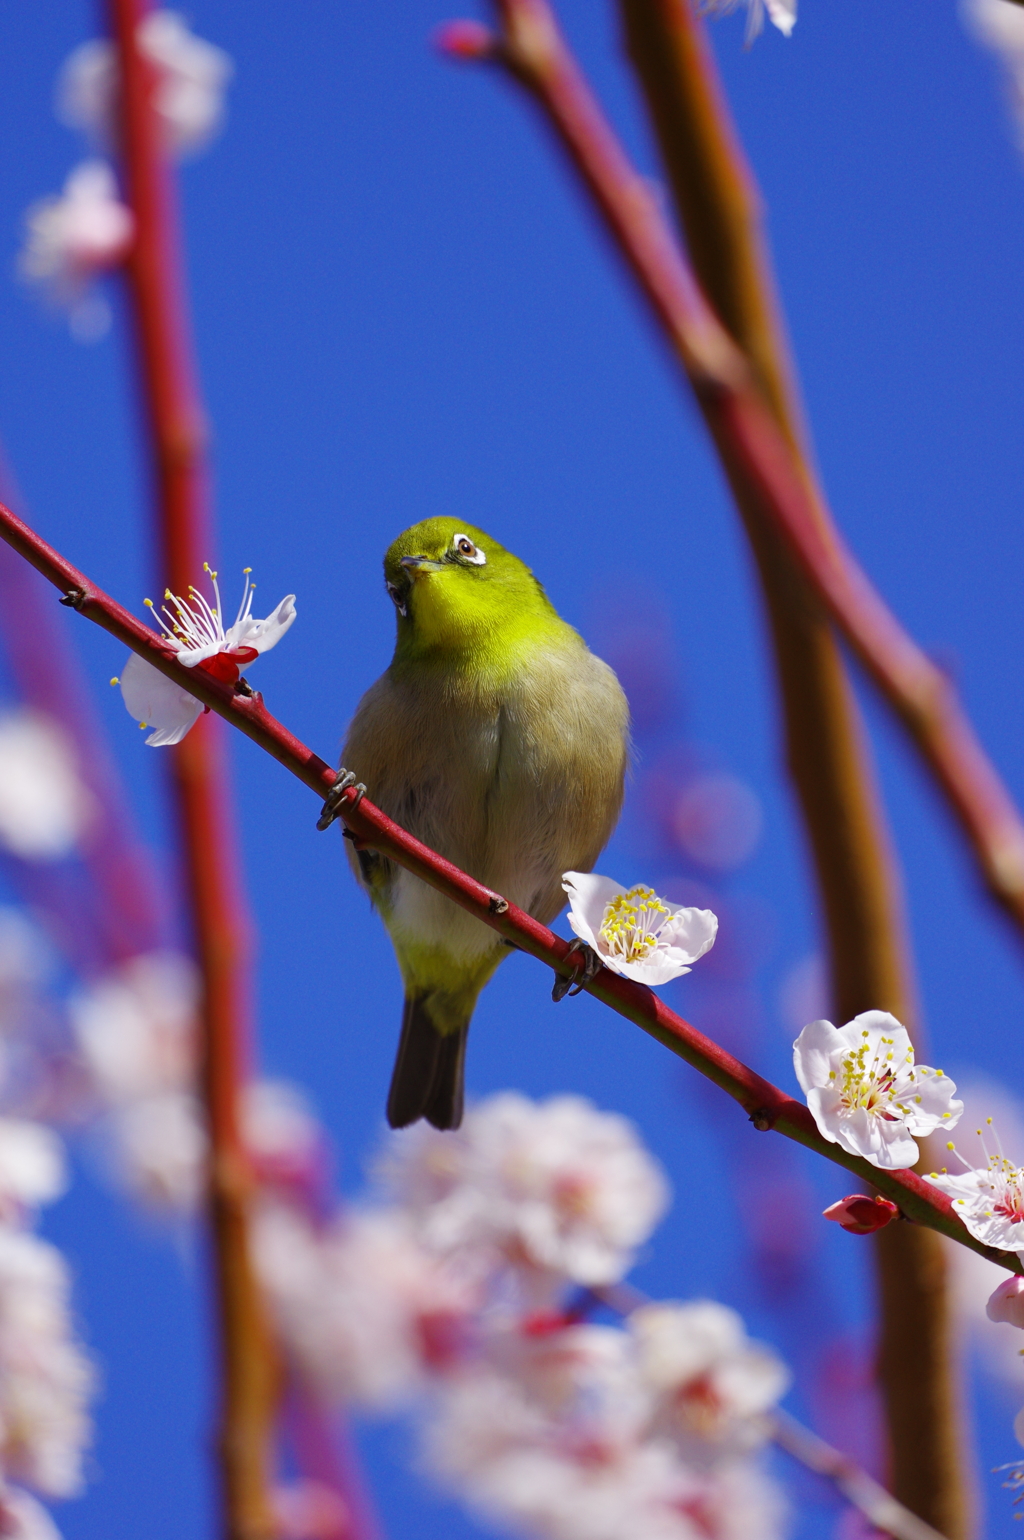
[987,1274,1024,1328]
[0,710,94,863]
[562,874,717,987]
[793,1011,962,1169]
[629,1300,790,1458]
[379,1092,671,1293]
[702,0,797,45]
[57,11,233,160]
[19,162,133,337]
[118,566,295,746]
[962,0,1024,153]
[926,1120,1024,1260]
[822,1194,899,1235]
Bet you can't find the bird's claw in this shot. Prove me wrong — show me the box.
[316,767,366,831]
[552,940,601,1003]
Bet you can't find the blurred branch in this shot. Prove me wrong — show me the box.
[106,3,279,1536]
[0,496,1018,1280]
[613,3,961,1532]
[436,0,1024,968]
[771,1411,948,1540]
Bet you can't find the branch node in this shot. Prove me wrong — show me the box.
[58,586,86,609]
[749,1107,774,1131]
[489,894,509,914]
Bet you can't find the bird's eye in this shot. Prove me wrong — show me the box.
[385,580,408,617]
[451,533,486,567]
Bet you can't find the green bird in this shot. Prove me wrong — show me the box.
[341,517,629,1131]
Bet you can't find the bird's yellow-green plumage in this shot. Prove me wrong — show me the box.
[342,517,629,1130]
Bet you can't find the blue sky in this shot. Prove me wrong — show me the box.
[2,2,1024,1536]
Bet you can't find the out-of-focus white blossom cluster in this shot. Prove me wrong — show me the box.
[254,1093,791,1540]
[963,0,1024,153]
[0,711,94,865]
[0,1108,94,1539]
[20,13,232,337]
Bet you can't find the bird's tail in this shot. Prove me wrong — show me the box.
[386,994,470,1131]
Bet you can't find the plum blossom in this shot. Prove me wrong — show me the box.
[793,1011,962,1169]
[987,1274,1024,1328]
[253,1204,478,1409]
[927,1122,1024,1260]
[962,0,1024,152]
[118,566,296,745]
[703,0,796,45]
[0,1229,94,1497]
[0,711,94,863]
[380,1093,670,1291]
[562,874,717,987]
[0,1123,66,1222]
[0,1488,63,1540]
[70,951,198,1105]
[18,161,132,331]
[57,12,233,159]
[629,1301,789,1459]
[822,1194,898,1236]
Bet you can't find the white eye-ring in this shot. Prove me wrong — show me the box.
[452,533,486,566]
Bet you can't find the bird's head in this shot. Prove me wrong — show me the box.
[383,518,556,660]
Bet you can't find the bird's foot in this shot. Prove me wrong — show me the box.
[552,940,601,1002]
[316,767,367,831]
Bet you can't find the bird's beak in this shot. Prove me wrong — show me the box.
[400,555,445,574]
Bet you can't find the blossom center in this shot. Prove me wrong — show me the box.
[598,886,670,963]
[833,1030,914,1121]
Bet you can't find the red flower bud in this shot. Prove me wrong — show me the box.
[823,1194,898,1235]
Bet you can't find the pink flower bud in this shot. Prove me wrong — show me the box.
[823,1194,898,1234]
[433,21,497,60]
[987,1274,1024,1328]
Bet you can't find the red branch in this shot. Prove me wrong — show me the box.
[106,4,279,1536]
[4,495,1015,1273]
[441,0,1024,943]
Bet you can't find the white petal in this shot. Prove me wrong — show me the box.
[610,954,692,987]
[119,652,203,746]
[561,871,624,951]
[805,1084,844,1145]
[765,0,796,36]
[226,594,296,655]
[655,906,718,966]
[792,1018,840,1095]
[833,1010,909,1059]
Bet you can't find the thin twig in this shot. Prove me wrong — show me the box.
[106,4,279,1536]
[3,495,1017,1275]
[612,4,961,1531]
[438,0,1024,952]
[771,1410,948,1540]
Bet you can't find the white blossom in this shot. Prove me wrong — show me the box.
[629,1302,788,1459]
[119,567,296,746]
[70,951,198,1105]
[102,1091,206,1211]
[562,874,717,987]
[420,1350,786,1540]
[254,1205,478,1409]
[0,1123,66,1221]
[381,1093,671,1290]
[0,1489,63,1540]
[703,0,796,45]
[0,1229,94,1497]
[0,711,94,863]
[927,1120,1024,1261]
[243,1080,323,1191]
[963,0,1024,152]
[793,1011,962,1169]
[57,12,233,159]
[18,162,132,337]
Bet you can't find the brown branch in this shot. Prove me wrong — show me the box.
[2,494,1017,1277]
[106,4,279,1536]
[437,0,1024,962]
[612,3,962,1531]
